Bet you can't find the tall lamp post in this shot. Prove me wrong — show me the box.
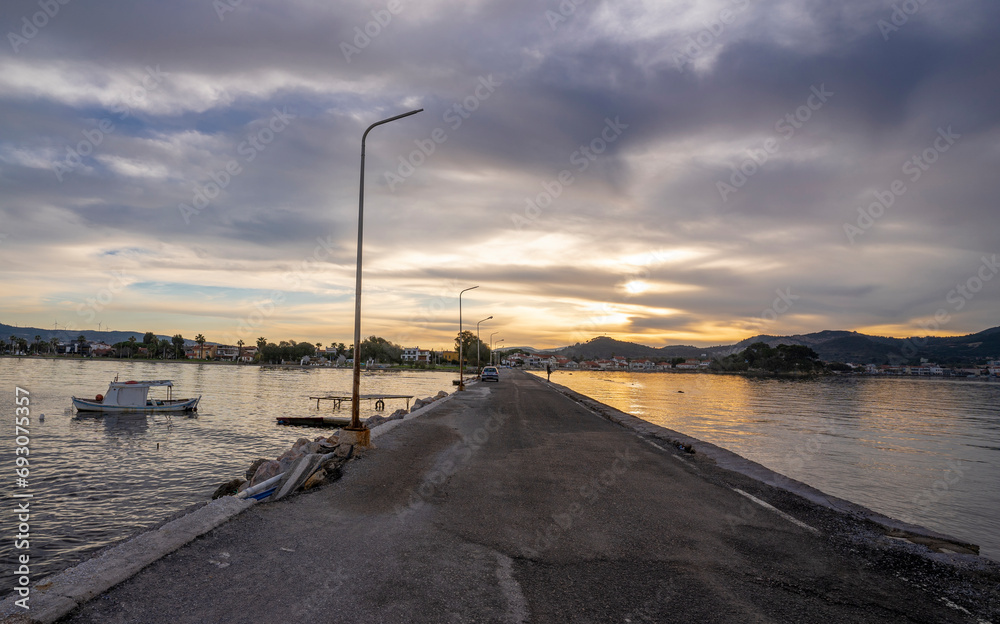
[349,108,423,440]
[489,332,499,366]
[458,286,479,390]
[476,315,492,373]
[492,338,504,365]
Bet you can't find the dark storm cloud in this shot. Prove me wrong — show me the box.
[2,0,998,343]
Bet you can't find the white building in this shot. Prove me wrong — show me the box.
[402,347,433,364]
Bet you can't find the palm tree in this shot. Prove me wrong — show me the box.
[127,335,137,358]
[9,335,15,355]
[195,334,206,359]
[49,337,59,355]
[237,339,245,363]
[34,335,41,354]
[256,337,267,362]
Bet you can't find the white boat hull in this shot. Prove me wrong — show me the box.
[72,396,200,413]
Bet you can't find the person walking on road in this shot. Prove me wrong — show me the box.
[546,363,552,382]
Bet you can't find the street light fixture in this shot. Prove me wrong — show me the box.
[476,316,492,373]
[493,338,504,365]
[489,332,499,366]
[348,108,423,440]
[458,286,479,390]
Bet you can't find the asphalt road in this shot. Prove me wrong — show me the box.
[62,369,998,623]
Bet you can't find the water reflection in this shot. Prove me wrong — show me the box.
[538,370,1000,561]
[0,358,458,586]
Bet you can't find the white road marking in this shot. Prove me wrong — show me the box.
[731,487,819,534]
[495,552,530,623]
[640,437,666,451]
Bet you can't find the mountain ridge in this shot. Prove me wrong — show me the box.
[554,327,1000,364]
[0,323,201,347]
[3,321,998,364]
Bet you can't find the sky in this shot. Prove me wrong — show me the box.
[1,0,998,350]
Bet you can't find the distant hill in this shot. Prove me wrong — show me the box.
[0,323,198,346]
[5,320,997,364]
[727,327,1000,364]
[556,326,1000,364]
[557,336,720,361]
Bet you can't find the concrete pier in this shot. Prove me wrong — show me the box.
[6,369,998,623]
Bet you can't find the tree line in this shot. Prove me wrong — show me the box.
[5,330,498,366]
[710,342,824,374]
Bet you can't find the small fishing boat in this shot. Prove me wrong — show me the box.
[72,379,200,413]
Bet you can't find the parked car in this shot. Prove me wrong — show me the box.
[480,366,500,382]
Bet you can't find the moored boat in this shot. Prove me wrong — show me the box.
[72,379,200,413]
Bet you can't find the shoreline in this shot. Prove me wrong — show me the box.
[4,356,994,381]
[0,355,464,372]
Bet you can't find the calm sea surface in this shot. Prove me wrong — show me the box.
[532,370,1000,560]
[0,358,457,588]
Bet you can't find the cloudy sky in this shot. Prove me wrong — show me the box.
[1,0,998,349]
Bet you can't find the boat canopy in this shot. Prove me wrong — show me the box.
[103,380,174,408]
[108,380,174,388]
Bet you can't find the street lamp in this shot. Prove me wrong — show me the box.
[493,338,504,365]
[476,316,492,373]
[458,286,479,390]
[349,108,423,440]
[489,332,499,366]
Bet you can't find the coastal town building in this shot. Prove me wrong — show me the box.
[676,359,711,369]
[402,347,433,364]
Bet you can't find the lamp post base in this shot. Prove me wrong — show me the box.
[340,426,371,448]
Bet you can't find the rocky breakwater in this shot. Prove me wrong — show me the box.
[210,433,351,500]
[210,390,451,501]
